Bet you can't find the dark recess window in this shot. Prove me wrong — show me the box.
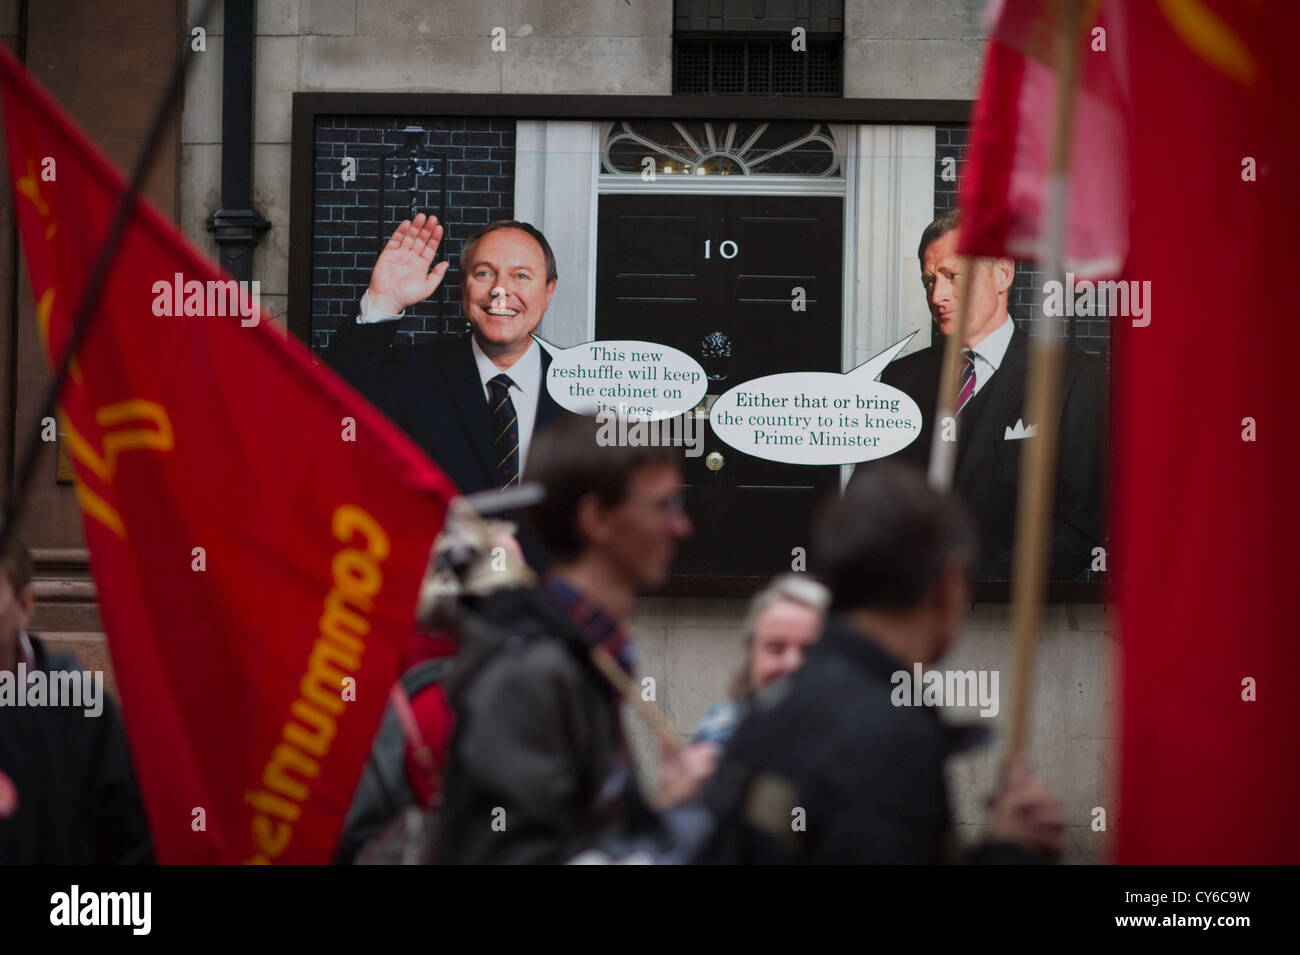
[673,0,844,97]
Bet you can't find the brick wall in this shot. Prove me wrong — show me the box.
[934,124,1110,365]
[309,117,516,353]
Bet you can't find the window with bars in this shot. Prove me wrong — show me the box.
[674,38,843,96]
[672,0,844,97]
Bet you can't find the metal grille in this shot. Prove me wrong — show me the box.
[806,42,840,96]
[745,44,767,92]
[675,40,710,94]
[673,38,843,96]
[770,44,807,96]
[712,42,745,94]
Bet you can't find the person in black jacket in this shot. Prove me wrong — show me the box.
[434,415,705,864]
[329,214,571,568]
[697,464,1065,864]
[852,209,1105,580]
[0,538,153,864]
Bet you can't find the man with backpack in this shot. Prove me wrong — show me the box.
[335,503,530,864]
[433,414,702,864]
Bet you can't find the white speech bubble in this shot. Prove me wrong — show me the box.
[533,335,708,422]
[708,333,924,466]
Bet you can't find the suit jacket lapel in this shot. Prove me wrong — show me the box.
[443,335,496,481]
[535,346,566,432]
[955,325,1028,485]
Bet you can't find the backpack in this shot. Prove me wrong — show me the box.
[334,656,454,865]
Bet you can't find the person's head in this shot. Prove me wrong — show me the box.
[459,220,558,361]
[814,464,978,664]
[918,210,1014,348]
[0,537,34,667]
[526,416,692,591]
[732,574,830,699]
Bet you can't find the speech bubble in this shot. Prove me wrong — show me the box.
[708,333,924,466]
[533,335,708,422]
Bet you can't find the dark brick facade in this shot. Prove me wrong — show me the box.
[934,124,1109,365]
[310,117,516,353]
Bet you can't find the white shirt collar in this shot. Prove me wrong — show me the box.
[968,314,1014,370]
[470,335,541,397]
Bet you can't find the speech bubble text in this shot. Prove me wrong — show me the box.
[533,336,708,421]
[708,333,924,465]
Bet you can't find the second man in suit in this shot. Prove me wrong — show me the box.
[330,213,571,568]
[853,209,1104,581]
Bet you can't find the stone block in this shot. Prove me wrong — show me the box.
[258,0,299,35]
[843,37,983,100]
[299,35,502,91]
[182,33,223,145]
[502,36,671,94]
[302,0,354,36]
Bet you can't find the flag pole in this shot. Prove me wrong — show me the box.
[590,645,683,756]
[0,0,218,560]
[1005,0,1086,764]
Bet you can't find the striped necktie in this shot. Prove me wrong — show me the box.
[956,350,976,415]
[488,373,519,489]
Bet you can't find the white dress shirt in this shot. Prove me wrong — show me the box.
[966,314,1015,399]
[354,291,543,471]
[355,289,404,325]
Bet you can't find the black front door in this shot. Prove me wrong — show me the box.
[596,193,843,580]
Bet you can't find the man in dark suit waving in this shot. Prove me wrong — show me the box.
[853,210,1104,581]
[330,214,570,568]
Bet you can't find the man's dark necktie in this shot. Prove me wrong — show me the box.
[956,350,976,415]
[488,373,519,489]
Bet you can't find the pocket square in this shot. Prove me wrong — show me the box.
[1004,419,1037,440]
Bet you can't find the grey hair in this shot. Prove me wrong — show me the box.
[730,574,831,700]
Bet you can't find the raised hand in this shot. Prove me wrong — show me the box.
[367,212,450,314]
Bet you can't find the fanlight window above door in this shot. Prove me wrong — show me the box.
[602,121,842,178]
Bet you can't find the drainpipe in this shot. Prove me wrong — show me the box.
[207,0,269,282]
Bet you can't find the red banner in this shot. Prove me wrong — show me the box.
[958,0,1129,277]
[0,46,458,863]
[1113,1,1300,863]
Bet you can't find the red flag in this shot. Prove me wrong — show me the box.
[0,46,459,863]
[958,0,1130,276]
[1113,2,1300,863]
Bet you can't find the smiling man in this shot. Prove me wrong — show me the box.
[331,215,572,568]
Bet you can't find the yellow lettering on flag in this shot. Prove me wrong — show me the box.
[15,156,48,216]
[1157,0,1259,87]
[243,504,391,864]
[70,476,127,539]
[61,400,175,538]
[35,289,82,383]
[15,155,55,239]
